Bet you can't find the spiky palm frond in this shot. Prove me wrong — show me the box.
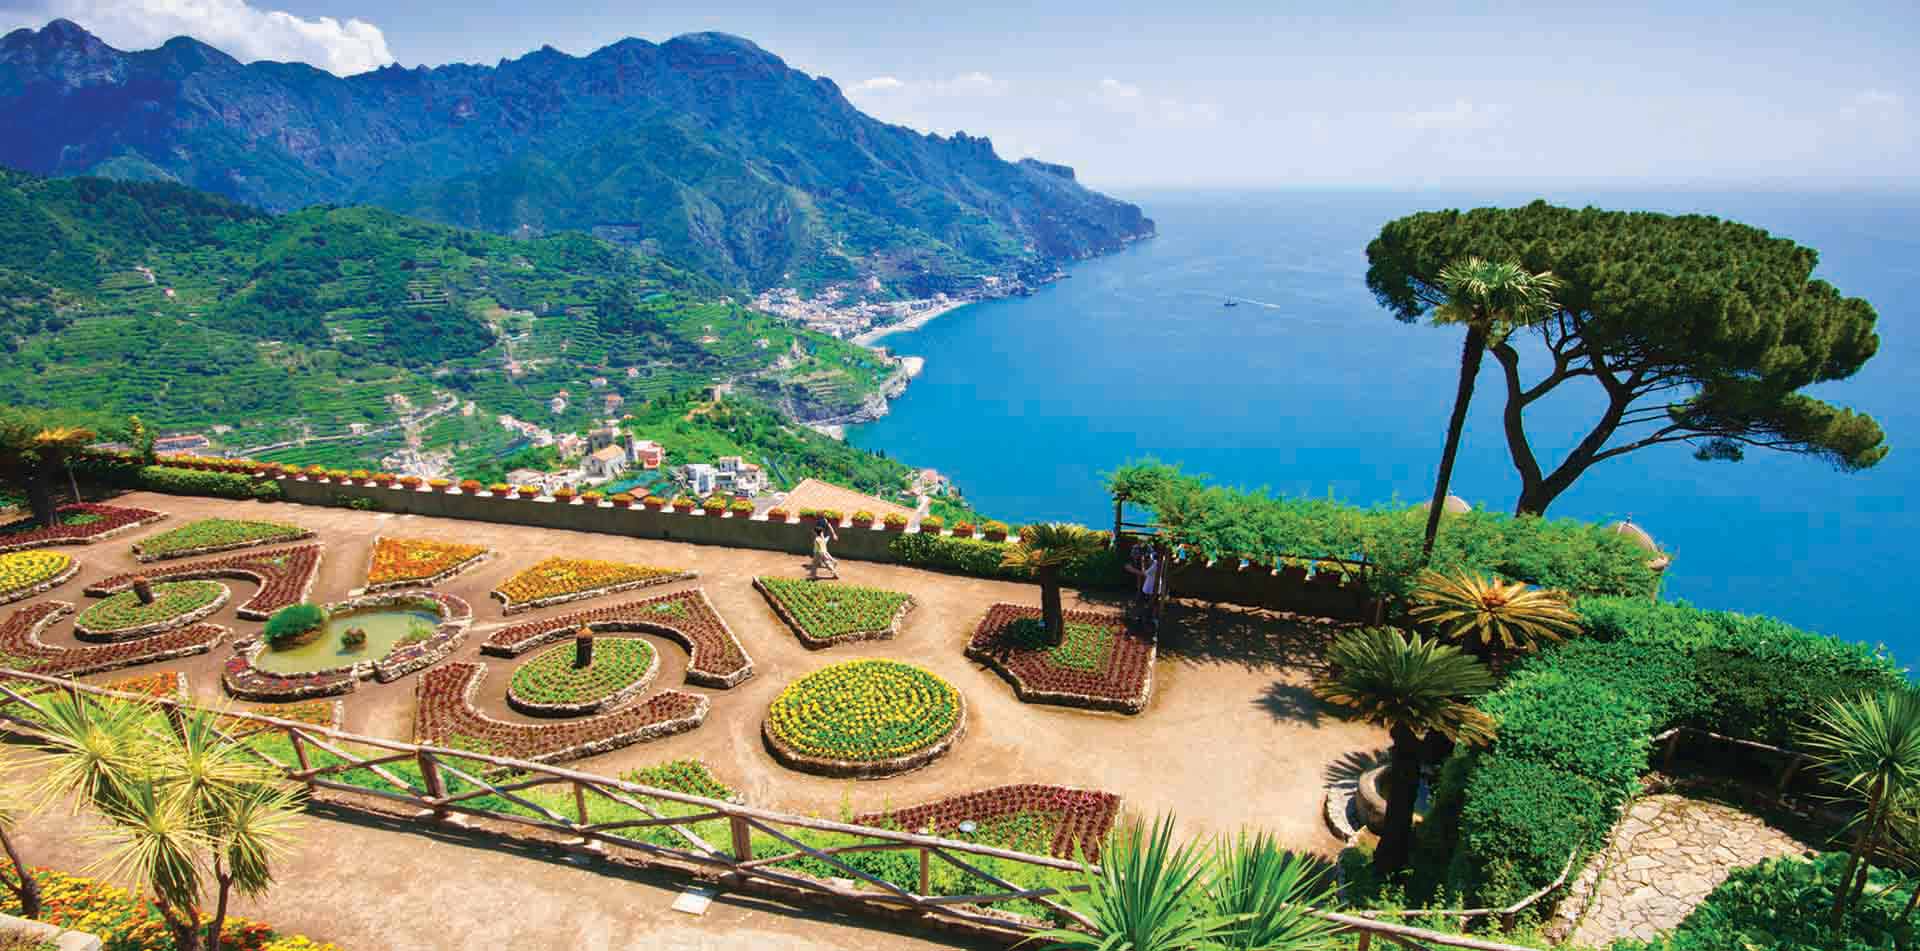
[88,779,207,914]
[219,782,305,897]
[1408,569,1581,653]
[1028,815,1233,951]
[1431,257,1561,342]
[1313,627,1496,746]
[1800,689,1920,802]
[1206,831,1341,951]
[30,694,155,814]
[28,426,96,451]
[1000,523,1104,575]
[152,707,276,824]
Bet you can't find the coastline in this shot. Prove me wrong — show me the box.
[849,298,977,347]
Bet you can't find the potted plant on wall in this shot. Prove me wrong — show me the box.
[702,495,728,516]
[951,520,974,538]
[883,512,909,532]
[349,469,371,485]
[610,493,635,509]
[850,510,876,530]
[729,498,755,517]
[642,494,666,511]
[456,479,480,495]
[371,472,395,487]
[766,507,793,523]
[919,514,944,535]
[516,485,541,500]
[553,486,577,504]
[1279,556,1310,585]
[982,520,1009,542]
[399,475,423,491]
[817,509,843,527]
[489,483,513,498]
[671,496,696,514]
[581,490,605,506]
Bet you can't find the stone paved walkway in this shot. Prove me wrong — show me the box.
[1561,794,1813,947]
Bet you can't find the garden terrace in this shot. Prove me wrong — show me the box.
[365,536,491,590]
[966,604,1154,714]
[415,661,709,763]
[490,556,696,614]
[853,784,1121,861]
[0,601,225,677]
[755,576,916,649]
[480,589,754,688]
[88,544,323,619]
[132,517,313,561]
[0,502,166,553]
[0,549,79,605]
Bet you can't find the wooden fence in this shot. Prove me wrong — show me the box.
[0,668,1549,951]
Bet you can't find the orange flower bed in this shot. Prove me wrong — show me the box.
[490,557,694,614]
[364,536,489,590]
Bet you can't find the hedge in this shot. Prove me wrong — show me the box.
[886,531,1128,590]
[135,465,280,501]
[1437,597,1906,906]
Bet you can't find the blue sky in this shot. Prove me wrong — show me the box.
[2,0,1914,188]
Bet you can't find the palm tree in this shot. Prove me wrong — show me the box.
[0,760,41,919]
[1206,831,1341,951]
[32,696,305,951]
[1419,258,1561,563]
[1001,523,1106,645]
[1798,688,1920,927]
[1031,814,1232,951]
[1407,569,1581,656]
[0,406,104,527]
[1314,627,1496,873]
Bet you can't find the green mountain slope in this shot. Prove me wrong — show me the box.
[0,170,896,455]
[0,22,1154,300]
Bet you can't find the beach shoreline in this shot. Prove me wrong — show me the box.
[849,298,977,347]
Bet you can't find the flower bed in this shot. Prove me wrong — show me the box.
[506,637,659,716]
[623,759,734,800]
[479,589,754,688]
[762,659,965,778]
[74,580,229,641]
[221,698,344,739]
[89,545,323,621]
[754,576,916,649]
[0,868,344,951]
[221,592,473,701]
[415,662,709,764]
[966,604,1154,714]
[363,536,491,591]
[0,601,226,677]
[0,503,167,554]
[853,784,1122,861]
[100,670,190,701]
[0,550,79,605]
[132,517,313,561]
[490,557,696,614]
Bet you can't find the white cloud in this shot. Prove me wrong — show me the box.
[1399,99,1509,131]
[847,71,1009,99]
[851,76,905,93]
[6,0,395,75]
[1093,77,1219,125]
[1840,89,1903,120]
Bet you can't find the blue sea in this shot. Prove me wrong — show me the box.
[847,189,1920,661]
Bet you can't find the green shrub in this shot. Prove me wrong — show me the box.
[134,465,259,500]
[1611,852,1911,951]
[885,531,1128,590]
[1454,755,1611,906]
[263,603,327,647]
[1480,671,1653,802]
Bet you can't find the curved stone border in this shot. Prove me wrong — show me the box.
[753,577,916,650]
[220,591,473,701]
[762,691,967,780]
[505,638,660,717]
[74,583,230,642]
[416,661,709,765]
[491,567,698,615]
[0,601,226,678]
[0,504,168,554]
[479,589,754,688]
[362,536,493,593]
[133,526,315,562]
[965,604,1154,715]
[90,545,324,620]
[0,555,80,606]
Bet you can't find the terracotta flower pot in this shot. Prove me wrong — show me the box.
[885,521,907,532]
[983,530,1006,542]
[952,526,974,538]
[673,503,695,514]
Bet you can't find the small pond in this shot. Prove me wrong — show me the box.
[253,609,439,675]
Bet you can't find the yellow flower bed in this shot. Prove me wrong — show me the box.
[6,868,343,950]
[766,659,960,762]
[0,549,73,599]
[366,537,488,587]
[492,556,689,607]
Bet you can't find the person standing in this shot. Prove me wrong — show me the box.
[809,512,840,580]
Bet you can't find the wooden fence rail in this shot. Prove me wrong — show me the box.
[0,667,1549,951]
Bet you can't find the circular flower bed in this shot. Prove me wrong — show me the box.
[74,580,228,641]
[763,659,964,778]
[0,550,79,605]
[507,637,659,716]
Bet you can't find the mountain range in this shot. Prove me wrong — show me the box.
[0,20,1154,298]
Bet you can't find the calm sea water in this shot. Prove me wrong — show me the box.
[848,189,1920,660]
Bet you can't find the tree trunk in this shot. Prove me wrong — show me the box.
[1834,778,1886,927]
[23,465,54,528]
[1422,328,1487,563]
[0,826,39,919]
[1039,568,1065,646]
[158,898,204,951]
[1374,723,1424,874]
[1846,804,1888,913]
[63,455,82,506]
[1899,873,1920,926]
[207,873,233,951]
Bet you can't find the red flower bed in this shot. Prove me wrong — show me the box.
[88,545,322,620]
[414,662,709,764]
[854,784,1122,861]
[221,654,357,701]
[0,503,167,554]
[966,604,1154,714]
[0,601,225,677]
[479,589,754,688]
